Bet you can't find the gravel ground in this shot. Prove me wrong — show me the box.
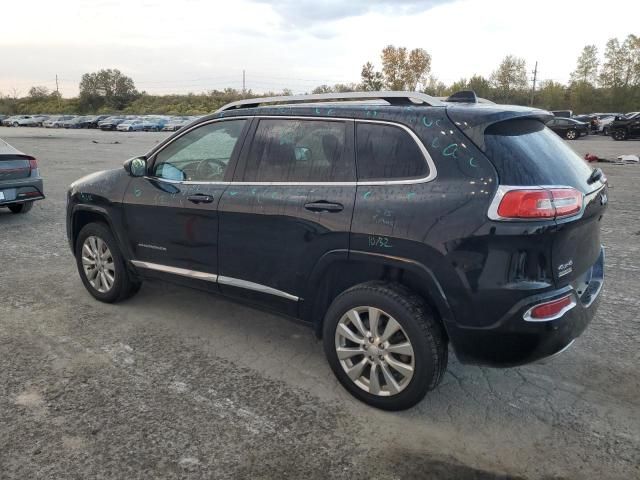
[0,129,638,480]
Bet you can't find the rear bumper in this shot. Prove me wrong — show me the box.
[0,176,45,205]
[449,247,604,367]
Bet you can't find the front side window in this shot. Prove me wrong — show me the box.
[153,119,246,182]
[356,123,428,181]
[242,119,354,182]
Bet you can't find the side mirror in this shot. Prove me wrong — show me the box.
[124,157,147,177]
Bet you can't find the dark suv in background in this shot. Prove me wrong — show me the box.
[66,91,607,410]
[610,112,640,140]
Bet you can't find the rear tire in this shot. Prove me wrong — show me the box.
[565,129,577,140]
[323,281,448,411]
[8,202,33,214]
[75,222,141,303]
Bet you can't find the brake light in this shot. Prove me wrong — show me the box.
[495,187,582,219]
[525,294,575,321]
[28,158,38,170]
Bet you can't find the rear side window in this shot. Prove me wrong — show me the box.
[243,119,354,182]
[356,123,428,181]
[484,119,593,188]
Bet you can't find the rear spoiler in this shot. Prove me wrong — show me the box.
[445,105,553,150]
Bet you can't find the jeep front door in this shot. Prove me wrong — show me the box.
[123,119,248,285]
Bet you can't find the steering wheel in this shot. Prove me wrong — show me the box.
[195,158,227,180]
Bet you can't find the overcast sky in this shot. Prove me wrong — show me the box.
[1,0,638,97]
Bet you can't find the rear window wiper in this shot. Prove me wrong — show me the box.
[587,168,603,185]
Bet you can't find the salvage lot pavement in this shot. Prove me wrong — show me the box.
[0,129,638,479]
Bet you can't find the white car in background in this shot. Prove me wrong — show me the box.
[593,113,623,136]
[2,115,36,127]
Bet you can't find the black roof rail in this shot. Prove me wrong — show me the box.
[216,91,444,112]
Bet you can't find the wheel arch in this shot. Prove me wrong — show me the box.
[303,250,454,339]
[70,206,127,258]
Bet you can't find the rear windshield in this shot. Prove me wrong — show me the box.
[484,119,593,191]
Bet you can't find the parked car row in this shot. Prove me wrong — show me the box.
[0,114,198,132]
[546,110,640,141]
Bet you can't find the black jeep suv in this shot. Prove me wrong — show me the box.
[66,91,607,410]
[610,112,640,140]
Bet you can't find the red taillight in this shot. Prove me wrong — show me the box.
[526,294,575,321]
[496,188,582,219]
[28,158,38,170]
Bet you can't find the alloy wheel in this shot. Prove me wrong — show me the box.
[334,306,415,396]
[82,236,116,293]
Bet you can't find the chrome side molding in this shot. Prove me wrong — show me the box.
[131,260,218,282]
[218,276,299,301]
[131,261,299,301]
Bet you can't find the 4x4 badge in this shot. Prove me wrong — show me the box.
[558,260,573,277]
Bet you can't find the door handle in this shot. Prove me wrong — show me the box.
[304,201,344,213]
[187,194,214,204]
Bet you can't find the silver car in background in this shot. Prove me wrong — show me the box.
[43,115,76,128]
[0,139,44,214]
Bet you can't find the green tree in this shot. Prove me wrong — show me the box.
[360,62,384,91]
[79,69,139,112]
[467,75,493,99]
[570,45,599,85]
[381,45,431,91]
[490,55,528,103]
[332,82,359,93]
[598,36,640,110]
[599,38,626,89]
[422,75,449,96]
[312,84,334,94]
[27,86,51,100]
[447,75,493,99]
[534,80,568,110]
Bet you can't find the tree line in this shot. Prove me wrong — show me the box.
[1,34,638,116]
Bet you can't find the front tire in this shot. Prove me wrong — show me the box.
[323,281,448,411]
[8,202,33,214]
[75,222,141,303]
[565,129,577,140]
[612,129,627,141]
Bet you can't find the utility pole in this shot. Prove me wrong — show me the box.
[242,70,246,95]
[530,61,538,106]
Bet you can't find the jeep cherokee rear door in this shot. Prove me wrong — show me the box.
[217,117,356,315]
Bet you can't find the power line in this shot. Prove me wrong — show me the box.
[530,61,538,106]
